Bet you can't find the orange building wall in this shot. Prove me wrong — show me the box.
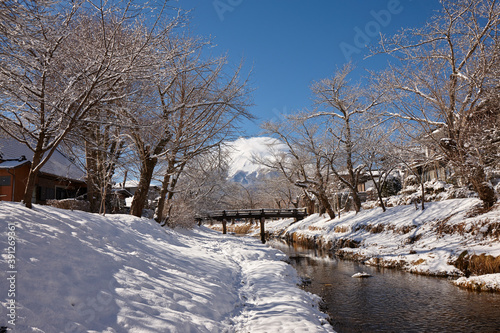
[0,164,31,202]
[0,164,86,203]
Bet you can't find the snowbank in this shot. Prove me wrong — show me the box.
[0,202,333,332]
[453,274,500,292]
[261,199,500,285]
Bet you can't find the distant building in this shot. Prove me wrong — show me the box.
[112,180,160,210]
[0,137,87,203]
[111,180,138,210]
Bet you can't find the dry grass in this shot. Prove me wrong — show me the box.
[412,258,426,265]
[435,217,500,239]
[289,233,318,248]
[454,251,500,276]
[406,233,422,244]
[334,225,351,233]
[369,224,385,233]
[465,203,496,218]
[356,223,417,235]
[354,223,386,233]
[207,223,257,235]
[232,223,256,234]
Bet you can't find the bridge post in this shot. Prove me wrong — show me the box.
[260,216,266,244]
[221,210,227,234]
[222,219,227,234]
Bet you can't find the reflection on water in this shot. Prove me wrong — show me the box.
[269,240,500,333]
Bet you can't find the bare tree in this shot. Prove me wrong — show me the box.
[160,147,232,227]
[62,110,125,214]
[261,118,337,219]
[155,74,252,222]
[359,121,400,212]
[307,63,382,213]
[128,35,252,218]
[374,0,500,207]
[255,176,302,209]
[0,0,167,208]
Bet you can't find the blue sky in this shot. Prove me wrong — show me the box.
[175,0,442,136]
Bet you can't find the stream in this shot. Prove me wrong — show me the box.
[268,239,500,333]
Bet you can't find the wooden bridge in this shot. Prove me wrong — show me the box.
[196,208,308,243]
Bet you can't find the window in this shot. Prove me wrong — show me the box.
[56,186,76,200]
[0,176,11,186]
[44,187,55,200]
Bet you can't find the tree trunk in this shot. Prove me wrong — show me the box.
[469,167,496,208]
[85,142,99,213]
[375,185,386,212]
[130,157,157,217]
[130,137,170,218]
[156,172,171,224]
[22,147,44,209]
[345,117,361,214]
[370,172,386,212]
[316,189,336,219]
[351,189,362,213]
[158,160,186,225]
[23,168,38,209]
[420,178,425,210]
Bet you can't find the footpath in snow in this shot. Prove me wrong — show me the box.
[0,202,333,332]
[250,198,500,291]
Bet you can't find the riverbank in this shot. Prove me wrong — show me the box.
[0,202,333,332]
[220,198,500,291]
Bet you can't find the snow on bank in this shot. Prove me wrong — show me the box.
[261,199,500,281]
[0,202,333,332]
[453,274,500,292]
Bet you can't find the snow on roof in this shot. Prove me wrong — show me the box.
[0,137,85,181]
[112,180,140,189]
[0,159,30,169]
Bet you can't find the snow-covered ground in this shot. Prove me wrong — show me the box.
[453,273,500,292]
[245,198,500,290]
[0,202,333,332]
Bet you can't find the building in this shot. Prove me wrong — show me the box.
[0,137,86,203]
[111,180,162,214]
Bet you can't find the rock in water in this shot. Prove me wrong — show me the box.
[352,272,372,278]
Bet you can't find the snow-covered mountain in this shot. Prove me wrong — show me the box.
[226,137,286,184]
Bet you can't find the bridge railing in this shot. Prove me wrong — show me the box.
[197,208,308,220]
[196,208,308,243]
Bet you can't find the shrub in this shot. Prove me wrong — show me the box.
[46,199,90,212]
[382,175,402,197]
[164,201,197,229]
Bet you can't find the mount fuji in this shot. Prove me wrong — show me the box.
[226,137,286,185]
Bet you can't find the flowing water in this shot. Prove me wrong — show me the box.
[268,240,500,333]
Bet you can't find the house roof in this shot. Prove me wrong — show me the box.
[112,188,133,197]
[0,137,85,181]
[0,159,30,169]
[113,180,140,189]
